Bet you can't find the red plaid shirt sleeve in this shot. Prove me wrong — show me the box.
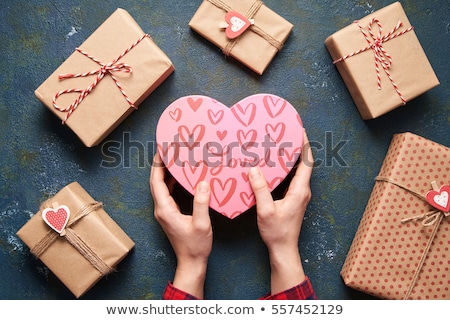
[259,277,317,300]
[162,277,316,300]
[162,282,199,300]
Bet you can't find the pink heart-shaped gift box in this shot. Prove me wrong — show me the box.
[156,94,304,219]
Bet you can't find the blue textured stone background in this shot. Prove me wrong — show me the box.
[0,0,448,299]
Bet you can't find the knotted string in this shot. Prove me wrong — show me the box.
[206,0,283,56]
[334,19,414,105]
[375,176,448,299]
[53,34,151,124]
[31,202,113,276]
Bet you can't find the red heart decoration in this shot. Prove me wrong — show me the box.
[156,94,304,219]
[225,11,252,39]
[426,184,450,213]
[42,205,70,233]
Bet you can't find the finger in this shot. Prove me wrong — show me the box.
[285,130,313,199]
[150,153,175,209]
[300,129,314,176]
[293,130,314,181]
[248,167,275,214]
[166,175,176,194]
[150,153,166,193]
[192,181,212,230]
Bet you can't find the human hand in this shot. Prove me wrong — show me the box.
[150,152,212,299]
[248,129,313,294]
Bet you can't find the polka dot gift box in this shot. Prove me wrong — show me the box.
[341,132,450,299]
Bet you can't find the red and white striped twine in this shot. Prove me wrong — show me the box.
[53,33,151,124]
[333,19,414,105]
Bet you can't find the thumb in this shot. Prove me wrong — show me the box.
[192,181,211,229]
[248,167,275,213]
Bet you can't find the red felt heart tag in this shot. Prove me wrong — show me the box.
[42,205,71,233]
[426,184,450,213]
[225,11,252,39]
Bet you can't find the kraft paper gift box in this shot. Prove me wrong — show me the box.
[325,2,439,119]
[16,182,135,298]
[341,132,450,299]
[35,8,174,147]
[189,0,293,75]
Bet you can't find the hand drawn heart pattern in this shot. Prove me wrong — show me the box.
[156,94,304,219]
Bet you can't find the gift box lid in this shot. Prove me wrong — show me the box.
[155,94,304,219]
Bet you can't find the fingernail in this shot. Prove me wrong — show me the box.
[249,167,261,180]
[197,181,209,193]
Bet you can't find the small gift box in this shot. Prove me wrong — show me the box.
[325,2,439,119]
[16,182,135,298]
[189,0,293,75]
[341,132,450,299]
[35,8,174,147]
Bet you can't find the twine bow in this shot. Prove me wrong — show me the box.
[375,176,448,299]
[401,210,443,227]
[31,202,113,276]
[53,34,151,124]
[334,19,414,105]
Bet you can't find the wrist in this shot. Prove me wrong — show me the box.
[267,243,300,263]
[269,247,302,272]
[173,258,208,299]
[268,246,306,294]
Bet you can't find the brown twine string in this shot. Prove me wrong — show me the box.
[208,0,232,11]
[375,176,425,200]
[401,210,442,227]
[401,213,442,300]
[375,176,446,299]
[206,0,283,56]
[31,231,58,256]
[31,202,114,276]
[64,227,113,275]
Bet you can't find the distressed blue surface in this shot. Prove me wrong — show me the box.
[0,0,449,300]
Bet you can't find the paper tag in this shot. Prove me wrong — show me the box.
[42,205,71,234]
[426,184,450,213]
[220,11,254,39]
